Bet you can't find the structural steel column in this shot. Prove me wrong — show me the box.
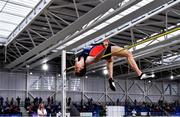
[61,50,66,117]
[81,77,85,104]
[55,75,58,101]
[26,68,29,98]
[105,76,107,103]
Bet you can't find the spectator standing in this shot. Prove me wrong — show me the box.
[67,97,71,106]
[51,97,54,104]
[47,97,50,105]
[117,98,120,106]
[0,97,4,106]
[34,97,38,105]
[5,97,9,106]
[16,96,21,107]
[39,97,42,104]
[10,97,14,105]
[27,97,31,106]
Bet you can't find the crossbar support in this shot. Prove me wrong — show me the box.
[61,50,66,117]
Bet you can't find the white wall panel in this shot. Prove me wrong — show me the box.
[106,93,125,103]
[147,95,162,102]
[3,91,25,100]
[84,77,105,92]
[30,91,54,101]
[0,71,26,100]
[85,93,104,102]
[82,76,179,103]
[0,72,26,89]
[147,83,162,95]
[164,95,179,102]
[115,80,125,93]
[67,92,81,102]
[178,82,180,96]
[55,92,62,102]
[128,94,144,102]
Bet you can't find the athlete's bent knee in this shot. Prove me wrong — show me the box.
[126,51,133,58]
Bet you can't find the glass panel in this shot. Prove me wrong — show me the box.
[0,13,23,24]
[0,30,11,38]
[29,76,41,90]
[3,3,32,17]
[10,0,40,7]
[58,79,69,90]
[0,22,16,31]
[42,76,55,90]
[0,1,6,10]
[0,0,41,39]
[69,78,81,91]
[9,0,40,8]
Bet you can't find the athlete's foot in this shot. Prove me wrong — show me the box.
[138,73,152,80]
[108,78,116,91]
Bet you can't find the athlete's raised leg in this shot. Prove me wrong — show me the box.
[111,46,142,76]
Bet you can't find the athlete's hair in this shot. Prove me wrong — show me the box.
[75,65,86,77]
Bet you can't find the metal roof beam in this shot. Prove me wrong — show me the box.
[28,0,179,70]
[12,0,142,70]
[6,0,122,69]
[49,1,100,9]
[134,25,162,33]
[72,0,179,52]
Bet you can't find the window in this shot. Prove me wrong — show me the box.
[0,0,41,43]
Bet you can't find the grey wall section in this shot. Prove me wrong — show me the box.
[80,76,180,103]
[178,82,180,96]
[0,71,26,100]
[30,91,55,99]
[0,71,179,103]
[179,83,180,95]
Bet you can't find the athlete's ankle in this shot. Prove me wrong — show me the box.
[109,77,113,80]
[138,72,143,76]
